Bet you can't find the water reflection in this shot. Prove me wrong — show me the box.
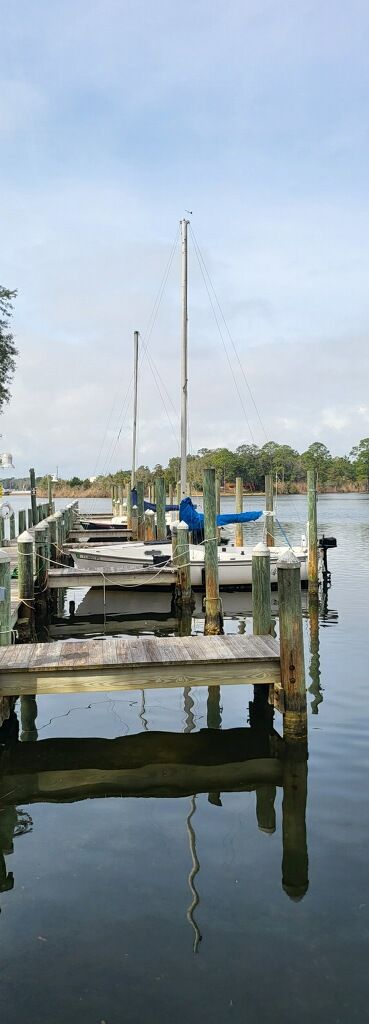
[0,698,309,923]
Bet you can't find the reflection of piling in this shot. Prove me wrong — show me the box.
[235,476,243,547]
[21,695,38,741]
[308,591,322,714]
[203,468,223,635]
[278,550,307,742]
[256,785,276,834]
[307,470,318,592]
[265,474,274,547]
[282,745,309,900]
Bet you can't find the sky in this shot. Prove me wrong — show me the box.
[2,0,369,478]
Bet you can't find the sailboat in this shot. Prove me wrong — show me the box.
[72,219,308,585]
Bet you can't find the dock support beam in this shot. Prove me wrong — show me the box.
[235,476,243,547]
[265,474,274,547]
[307,470,318,592]
[278,550,307,742]
[203,468,223,635]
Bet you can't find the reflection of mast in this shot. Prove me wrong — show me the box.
[184,688,195,733]
[308,593,322,714]
[139,690,148,731]
[186,795,202,952]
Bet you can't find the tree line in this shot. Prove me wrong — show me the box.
[6,437,367,495]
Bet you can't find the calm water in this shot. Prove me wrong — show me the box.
[1,494,369,1023]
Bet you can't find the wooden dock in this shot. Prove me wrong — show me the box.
[0,633,280,695]
[48,564,176,589]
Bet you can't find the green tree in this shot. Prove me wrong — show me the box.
[350,438,369,489]
[301,442,331,483]
[0,287,18,412]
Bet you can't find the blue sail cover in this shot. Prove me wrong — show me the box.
[130,489,179,512]
[179,497,263,531]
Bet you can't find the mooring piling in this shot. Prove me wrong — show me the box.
[34,523,49,591]
[252,543,271,635]
[0,551,11,646]
[203,468,223,635]
[9,512,15,542]
[277,549,307,742]
[126,487,133,530]
[155,476,166,542]
[18,531,35,605]
[265,474,274,547]
[29,468,37,527]
[27,508,33,529]
[131,505,138,541]
[174,522,194,611]
[235,476,243,547]
[144,509,155,542]
[47,476,53,515]
[136,481,145,541]
[18,510,27,534]
[307,469,318,592]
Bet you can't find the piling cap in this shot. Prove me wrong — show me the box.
[277,548,300,569]
[178,520,189,530]
[0,549,11,563]
[145,509,155,517]
[17,530,34,544]
[252,541,269,556]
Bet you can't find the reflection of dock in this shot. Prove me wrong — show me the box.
[0,714,308,902]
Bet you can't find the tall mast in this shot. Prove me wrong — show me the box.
[180,218,189,499]
[131,329,139,489]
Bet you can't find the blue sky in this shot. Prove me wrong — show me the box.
[2,0,369,476]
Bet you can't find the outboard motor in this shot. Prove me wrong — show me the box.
[318,535,337,589]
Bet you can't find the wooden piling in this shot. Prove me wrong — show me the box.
[144,510,155,542]
[169,483,174,506]
[18,510,27,535]
[29,467,37,527]
[203,468,223,635]
[126,487,132,531]
[34,523,49,591]
[277,549,307,741]
[0,517,4,547]
[9,512,15,541]
[235,476,243,547]
[155,476,166,542]
[174,522,194,611]
[27,508,33,529]
[265,474,274,547]
[18,531,34,603]
[131,505,138,541]
[252,543,271,635]
[48,476,53,515]
[136,481,145,540]
[307,469,318,592]
[48,515,57,566]
[0,551,11,646]
[176,481,181,506]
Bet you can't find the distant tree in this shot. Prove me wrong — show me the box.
[69,476,83,487]
[0,287,18,412]
[350,438,369,490]
[301,442,331,483]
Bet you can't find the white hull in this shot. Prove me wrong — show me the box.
[72,541,308,586]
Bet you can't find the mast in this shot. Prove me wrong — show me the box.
[180,218,189,499]
[131,330,139,489]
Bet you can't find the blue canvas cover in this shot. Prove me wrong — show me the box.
[130,488,179,512]
[179,497,263,531]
